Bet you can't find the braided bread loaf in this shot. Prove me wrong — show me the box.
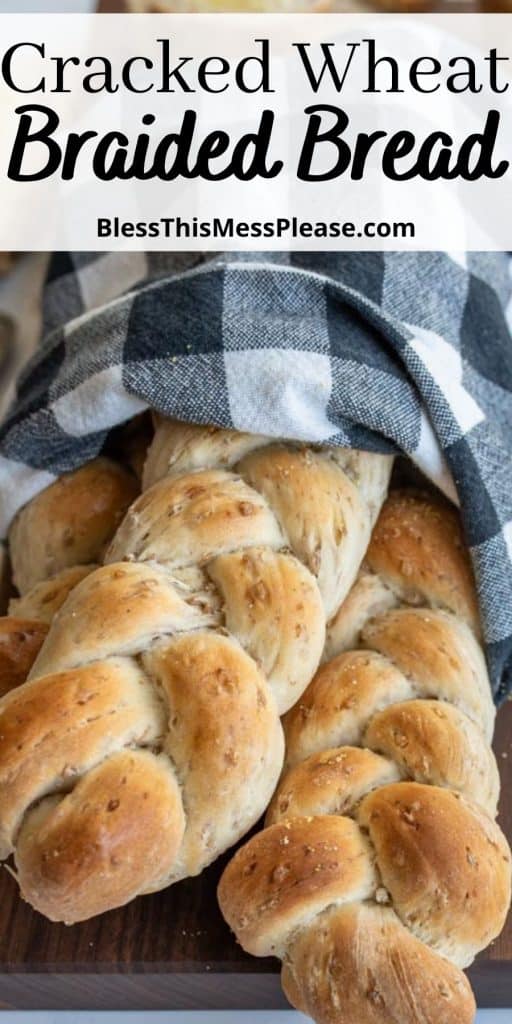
[219,491,511,1024]
[8,457,139,596]
[0,458,138,697]
[0,418,391,923]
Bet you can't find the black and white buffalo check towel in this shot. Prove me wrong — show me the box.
[0,250,511,701]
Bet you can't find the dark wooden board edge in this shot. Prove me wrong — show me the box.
[0,966,511,1011]
[469,963,512,1010]
[0,973,287,1012]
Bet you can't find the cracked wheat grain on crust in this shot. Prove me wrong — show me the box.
[219,490,512,1024]
[0,417,391,922]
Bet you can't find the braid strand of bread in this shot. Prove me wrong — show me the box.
[219,491,511,1024]
[0,457,138,697]
[0,419,391,922]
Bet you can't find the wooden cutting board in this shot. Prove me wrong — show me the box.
[0,700,511,1011]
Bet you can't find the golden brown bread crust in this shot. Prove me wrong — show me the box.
[105,431,390,717]
[362,609,493,739]
[266,747,401,824]
[282,633,497,813]
[0,618,48,697]
[282,904,476,1024]
[28,561,218,679]
[0,658,166,861]
[208,547,325,712]
[366,489,480,634]
[238,445,373,619]
[9,458,138,594]
[1,419,392,922]
[323,569,398,661]
[359,783,510,967]
[283,650,413,768]
[143,631,284,882]
[107,468,285,569]
[365,700,499,814]
[325,488,481,660]
[8,565,95,624]
[218,815,377,957]
[220,781,510,968]
[142,418,267,489]
[0,456,137,697]
[219,491,511,1024]
[16,749,185,924]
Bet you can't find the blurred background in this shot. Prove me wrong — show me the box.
[0,1,510,14]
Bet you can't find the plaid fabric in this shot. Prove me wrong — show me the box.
[0,250,511,702]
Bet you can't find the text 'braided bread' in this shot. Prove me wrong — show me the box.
[0,458,138,698]
[0,418,391,922]
[219,491,512,1024]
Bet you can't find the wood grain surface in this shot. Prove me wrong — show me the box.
[0,700,510,1010]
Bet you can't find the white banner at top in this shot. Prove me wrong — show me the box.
[0,13,511,251]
